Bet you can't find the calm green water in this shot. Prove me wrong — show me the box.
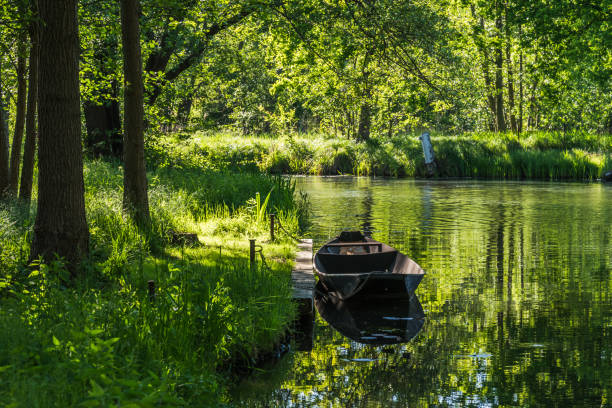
[236,177,611,407]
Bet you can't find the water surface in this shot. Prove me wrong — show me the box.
[236,177,611,407]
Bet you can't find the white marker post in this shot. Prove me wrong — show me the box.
[419,131,436,177]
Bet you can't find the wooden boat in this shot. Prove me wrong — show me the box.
[315,282,425,345]
[314,231,426,300]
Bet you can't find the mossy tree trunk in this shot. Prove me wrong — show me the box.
[31,0,90,272]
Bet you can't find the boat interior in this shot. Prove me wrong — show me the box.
[316,231,399,274]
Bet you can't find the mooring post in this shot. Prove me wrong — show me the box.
[147,280,155,302]
[419,131,436,177]
[249,239,256,269]
[270,213,276,242]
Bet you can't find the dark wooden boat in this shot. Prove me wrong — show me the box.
[315,282,425,345]
[314,231,426,300]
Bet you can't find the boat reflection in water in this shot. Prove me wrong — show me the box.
[314,283,425,345]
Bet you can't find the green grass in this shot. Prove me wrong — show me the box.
[0,158,306,406]
[153,130,612,180]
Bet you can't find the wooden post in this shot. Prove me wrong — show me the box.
[249,239,256,269]
[147,280,155,302]
[419,131,436,177]
[270,213,275,242]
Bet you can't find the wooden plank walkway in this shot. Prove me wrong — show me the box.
[292,238,315,300]
[291,239,315,351]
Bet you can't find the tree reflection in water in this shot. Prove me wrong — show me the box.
[234,178,611,407]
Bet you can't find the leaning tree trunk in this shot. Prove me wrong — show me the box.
[19,18,39,204]
[0,78,10,196]
[9,33,28,195]
[31,0,89,272]
[120,0,150,227]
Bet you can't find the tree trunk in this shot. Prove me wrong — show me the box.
[472,6,497,130]
[120,0,150,227]
[1,89,8,148]
[518,26,524,134]
[505,6,517,133]
[83,95,122,157]
[83,35,122,158]
[9,34,28,195]
[176,97,193,128]
[344,110,352,139]
[31,0,90,272]
[494,8,507,132]
[176,76,196,128]
[0,78,10,195]
[357,102,371,142]
[527,79,538,129]
[19,19,39,204]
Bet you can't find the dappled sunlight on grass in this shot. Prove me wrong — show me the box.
[152,130,612,180]
[0,157,304,406]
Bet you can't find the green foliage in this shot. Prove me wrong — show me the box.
[0,156,303,406]
[0,199,33,280]
[128,0,609,136]
[0,255,293,406]
[154,130,612,180]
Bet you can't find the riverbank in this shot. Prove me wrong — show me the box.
[152,131,612,180]
[0,159,306,406]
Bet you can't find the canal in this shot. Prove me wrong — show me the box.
[235,177,611,407]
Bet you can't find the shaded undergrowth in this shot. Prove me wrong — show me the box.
[0,160,306,406]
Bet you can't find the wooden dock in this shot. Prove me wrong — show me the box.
[292,239,315,299]
[291,238,315,351]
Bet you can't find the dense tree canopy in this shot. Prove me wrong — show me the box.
[0,0,608,153]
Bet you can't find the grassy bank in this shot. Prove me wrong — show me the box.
[0,159,307,406]
[152,131,612,180]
